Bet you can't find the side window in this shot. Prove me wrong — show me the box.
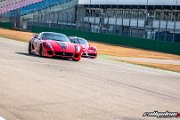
[70,39,76,43]
[34,34,38,38]
[32,34,38,40]
[71,39,78,43]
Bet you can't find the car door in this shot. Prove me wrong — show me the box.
[30,34,37,53]
[32,34,41,52]
[36,34,42,53]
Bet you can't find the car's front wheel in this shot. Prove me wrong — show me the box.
[73,55,81,61]
[28,42,32,54]
[39,44,43,57]
[72,58,80,61]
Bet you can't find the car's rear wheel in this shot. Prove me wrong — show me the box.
[39,44,43,57]
[28,42,32,54]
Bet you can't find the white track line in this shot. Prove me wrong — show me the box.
[0,116,6,120]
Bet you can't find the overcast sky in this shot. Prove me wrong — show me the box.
[78,0,180,5]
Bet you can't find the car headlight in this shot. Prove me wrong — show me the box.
[75,45,81,52]
[46,43,52,48]
[90,46,96,51]
[93,47,96,51]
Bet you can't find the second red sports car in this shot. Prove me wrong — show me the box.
[28,32,83,61]
[69,36,97,58]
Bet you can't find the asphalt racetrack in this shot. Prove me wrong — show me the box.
[0,37,180,120]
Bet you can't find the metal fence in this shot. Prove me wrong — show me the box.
[1,4,180,43]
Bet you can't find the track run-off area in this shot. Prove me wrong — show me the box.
[0,37,180,120]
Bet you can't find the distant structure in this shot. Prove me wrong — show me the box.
[0,0,43,14]
[0,0,180,42]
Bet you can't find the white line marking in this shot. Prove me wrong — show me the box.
[0,116,6,120]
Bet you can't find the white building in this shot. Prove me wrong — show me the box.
[5,0,180,42]
[78,0,179,5]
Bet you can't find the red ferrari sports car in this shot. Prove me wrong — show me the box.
[69,37,97,58]
[28,32,83,61]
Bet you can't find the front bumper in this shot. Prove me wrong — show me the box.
[82,51,97,58]
[43,49,81,60]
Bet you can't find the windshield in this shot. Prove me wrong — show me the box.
[70,38,88,45]
[42,33,70,42]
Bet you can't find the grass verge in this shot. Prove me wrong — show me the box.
[118,60,180,73]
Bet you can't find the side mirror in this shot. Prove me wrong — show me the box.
[33,34,38,38]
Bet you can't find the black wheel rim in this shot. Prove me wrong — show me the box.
[39,45,43,57]
[28,43,31,54]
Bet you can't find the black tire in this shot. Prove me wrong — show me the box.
[90,56,96,59]
[39,44,43,57]
[72,58,79,61]
[28,42,32,54]
[72,56,81,61]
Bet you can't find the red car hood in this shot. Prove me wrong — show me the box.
[44,40,75,52]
